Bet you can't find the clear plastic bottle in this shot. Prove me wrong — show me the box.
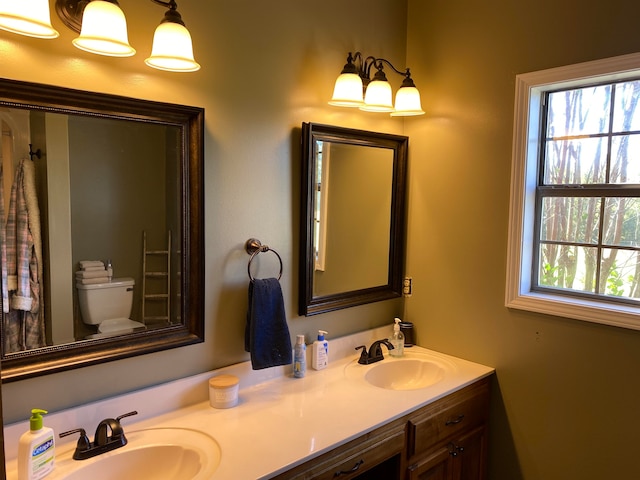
[389,318,405,357]
[293,335,306,378]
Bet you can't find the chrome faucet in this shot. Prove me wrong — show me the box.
[60,411,138,460]
[355,339,395,365]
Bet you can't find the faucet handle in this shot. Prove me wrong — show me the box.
[116,411,138,423]
[355,345,368,365]
[60,428,91,460]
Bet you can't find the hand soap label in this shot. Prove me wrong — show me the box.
[32,436,55,477]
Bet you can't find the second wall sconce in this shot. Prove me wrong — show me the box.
[329,52,424,117]
[0,0,200,72]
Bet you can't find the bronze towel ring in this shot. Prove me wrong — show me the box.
[245,238,283,281]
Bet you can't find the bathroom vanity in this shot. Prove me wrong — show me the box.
[3,327,494,479]
[272,377,490,480]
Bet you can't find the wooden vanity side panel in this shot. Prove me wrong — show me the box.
[407,378,490,459]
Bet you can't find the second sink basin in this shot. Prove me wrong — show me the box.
[59,428,220,480]
[364,358,445,390]
[344,350,456,390]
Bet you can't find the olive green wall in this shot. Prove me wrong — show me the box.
[405,1,640,479]
[0,1,406,422]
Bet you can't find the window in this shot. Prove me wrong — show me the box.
[506,52,640,330]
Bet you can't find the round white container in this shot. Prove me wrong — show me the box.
[209,374,239,408]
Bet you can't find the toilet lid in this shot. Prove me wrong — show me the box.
[98,318,145,334]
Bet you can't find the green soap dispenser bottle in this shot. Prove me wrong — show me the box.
[18,409,55,480]
[389,318,405,357]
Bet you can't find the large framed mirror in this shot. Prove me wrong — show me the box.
[0,78,204,381]
[299,123,408,316]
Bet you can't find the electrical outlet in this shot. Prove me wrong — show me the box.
[403,277,412,296]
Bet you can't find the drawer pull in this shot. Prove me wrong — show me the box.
[334,459,364,477]
[445,414,465,426]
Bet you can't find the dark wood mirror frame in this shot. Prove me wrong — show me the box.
[0,78,205,382]
[299,122,408,316]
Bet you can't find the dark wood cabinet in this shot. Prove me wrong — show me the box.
[407,379,490,480]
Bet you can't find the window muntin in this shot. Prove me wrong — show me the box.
[534,80,640,304]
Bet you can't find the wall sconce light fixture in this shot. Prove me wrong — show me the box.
[0,0,200,72]
[329,52,424,117]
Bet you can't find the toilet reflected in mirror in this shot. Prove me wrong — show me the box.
[76,278,146,339]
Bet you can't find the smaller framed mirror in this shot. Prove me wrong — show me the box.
[299,123,408,316]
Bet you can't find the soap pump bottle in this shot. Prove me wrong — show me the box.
[311,330,329,370]
[18,409,55,480]
[389,318,405,357]
[293,334,306,378]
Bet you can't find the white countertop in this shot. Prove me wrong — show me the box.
[4,327,494,479]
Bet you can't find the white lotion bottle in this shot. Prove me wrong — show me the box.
[18,409,55,480]
[311,330,329,370]
[389,318,405,357]
[293,334,306,378]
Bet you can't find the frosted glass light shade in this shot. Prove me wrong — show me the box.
[360,80,394,112]
[72,1,135,57]
[329,73,364,107]
[0,0,59,38]
[145,22,200,72]
[391,86,425,116]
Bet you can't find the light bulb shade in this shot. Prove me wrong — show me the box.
[391,86,425,116]
[72,1,135,57]
[0,0,59,38]
[328,73,364,107]
[360,80,394,112]
[145,22,200,72]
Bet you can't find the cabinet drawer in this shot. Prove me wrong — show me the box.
[407,379,490,458]
[313,429,404,480]
[277,427,405,480]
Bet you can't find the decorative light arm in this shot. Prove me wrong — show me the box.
[150,0,185,27]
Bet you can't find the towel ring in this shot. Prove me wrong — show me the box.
[245,238,283,281]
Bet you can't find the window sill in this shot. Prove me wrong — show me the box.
[506,289,640,331]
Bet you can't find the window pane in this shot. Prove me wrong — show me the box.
[538,244,597,293]
[603,197,640,247]
[543,137,607,184]
[610,134,640,183]
[540,197,601,244]
[612,80,640,132]
[547,85,611,137]
[600,248,640,299]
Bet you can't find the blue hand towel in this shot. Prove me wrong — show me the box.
[245,278,292,370]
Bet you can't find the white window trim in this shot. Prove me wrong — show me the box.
[506,52,640,331]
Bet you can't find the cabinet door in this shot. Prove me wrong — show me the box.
[454,425,487,480]
[407,445,453,480]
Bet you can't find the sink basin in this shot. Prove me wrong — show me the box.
[344,351,455,390]
[59,428,220,480]
[364,358,445,390]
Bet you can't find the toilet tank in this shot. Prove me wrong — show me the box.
[76,277,135,325]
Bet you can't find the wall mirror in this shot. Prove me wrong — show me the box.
[299,123,408,316]
[0,78,204,381]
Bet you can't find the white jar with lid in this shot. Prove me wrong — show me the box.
[209,374,239,408]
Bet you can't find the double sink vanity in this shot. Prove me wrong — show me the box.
[3,326,494,479]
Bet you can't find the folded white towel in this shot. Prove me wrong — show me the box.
[81,266,106,272]
[79,260,105,269]
[77,277,110,285]
[76,269,108,279]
